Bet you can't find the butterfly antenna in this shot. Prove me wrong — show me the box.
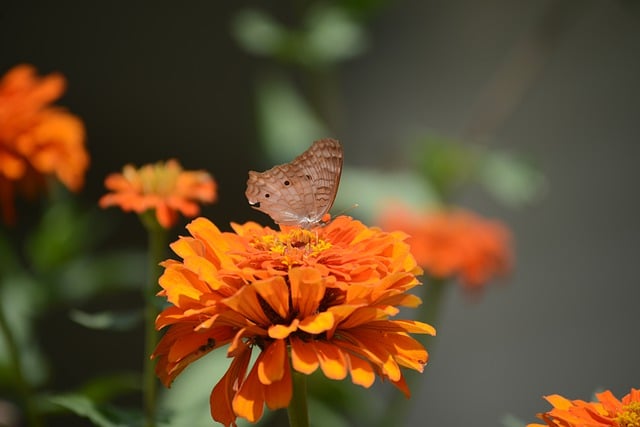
[331,203,359,219]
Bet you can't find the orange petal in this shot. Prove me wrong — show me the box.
[314,341,348,380]
[187,218,238,271]
[211,344,252,427]
[347,354,375,388]
[544,394,573,410]
[385,333,428,372]
[158,268,203,305]
[233,363,265,423]
[289,267,325,316]
[298,311,334,334]
[257,339,286,385]
[222,284,270,326]
[268,319,299,339]
[391,372,410,398]
[253,276,290,320]
[264,353,293,410]
[290,336,319,374]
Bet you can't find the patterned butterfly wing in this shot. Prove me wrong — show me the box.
[245,138,343,228]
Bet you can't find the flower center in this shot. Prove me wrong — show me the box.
[616,402,640,427]
[253,229,331,264]
[140,163,179,196]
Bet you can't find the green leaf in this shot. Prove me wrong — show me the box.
[256,75,329,164]
[479,151,547,208]
[334,166,440,224]
[414,136,482,200]
[25,201,96,273]
[77,373,141,403]
[48,394,126,427]
[54,250,146,302]
[0,274,48,386]
[69,309,143,331]
[303,4,368,65]
[232,6,367,66]
[232,9,286,57]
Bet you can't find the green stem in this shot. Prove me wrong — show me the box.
[0,302,42,427]
[376,277,448,427]
[142,214,168,427]
[287,371,309,427]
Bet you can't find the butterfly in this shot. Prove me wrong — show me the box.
[245,138,344,228]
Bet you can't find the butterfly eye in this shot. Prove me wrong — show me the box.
[284,180,290,186]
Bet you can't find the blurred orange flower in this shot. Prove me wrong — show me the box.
[152,215,434,426]
[99,159,217,229]
[528,388,640,427]
[0,64,88,224]
[377,204,512,288]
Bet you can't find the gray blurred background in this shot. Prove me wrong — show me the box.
[2,0,639,425]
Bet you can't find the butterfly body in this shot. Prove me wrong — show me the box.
[245,138,343,228]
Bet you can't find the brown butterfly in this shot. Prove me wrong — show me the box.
[245,138,344,228]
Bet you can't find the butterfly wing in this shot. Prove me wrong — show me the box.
[246,138,343,227]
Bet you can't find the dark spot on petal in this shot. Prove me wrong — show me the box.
[198,338,216,353]
[265,193,270,198]
[284,180,290,186]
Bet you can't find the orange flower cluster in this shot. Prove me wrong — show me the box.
[152,215,434,426]
[99,159,217,228]
[529,388,640,427]
[0,64,88,224]
[378,205,512,288]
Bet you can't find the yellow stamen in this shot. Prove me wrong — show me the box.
[616,402,640,427]
[253,229,332,263]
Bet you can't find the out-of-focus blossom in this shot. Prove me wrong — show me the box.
[99,159,217,229]
[377,204,512,289]
[0,64,88,224]
[528,388,640,427]
[152,215,434,426]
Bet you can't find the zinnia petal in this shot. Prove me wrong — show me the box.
[232,362,265,423]
[257,339,286,385]
[211,343,251,427]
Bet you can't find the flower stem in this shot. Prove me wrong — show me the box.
[287,371,309,427]
[0,303,42,427]
[142,215,168,427]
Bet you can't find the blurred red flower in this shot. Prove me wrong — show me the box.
[0,64,88,224]
[377,204,512,289]
[99,159,217,229]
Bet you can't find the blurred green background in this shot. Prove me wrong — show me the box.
[1,0,639,426]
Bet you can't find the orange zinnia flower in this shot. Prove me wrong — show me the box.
[152,215,435,426]
[99,159,217,229]
[528,388,640,427]
[0,64,88,224]
[377,204,512,289]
